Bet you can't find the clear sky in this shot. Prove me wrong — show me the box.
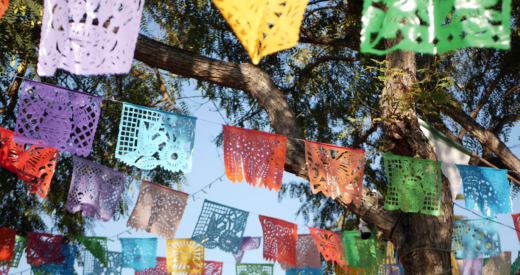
[7,83,520,275]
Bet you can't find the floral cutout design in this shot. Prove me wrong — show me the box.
[305,141,365,203]
[0,127,59,198]
[462,254,483,275]
[67,156,127,222]
[32,245,77,275]
[512,213,520,244]
[115,103,197,173]
[83,251,122,275]
[212,0,308,64]
[76,236,109,268]
[281,234,321,270]
[383,154,442,216]
[286,266,322,275]
[166,239,204,274]
[361,0,512,55]
[232,237,261,263]
[26,233,65,266]
[127,180,189,239]
[0,0,8,20]
[188,261,224,275]
[120,238,157,272]
[452,218,501,259]
[136,257,168,275]
[457,165,513,217]
[258,216,297,266]
[223,125,287,192]
[192,200,249,254]
[235,264,274,275]
[0,228,16,263]
[309,227,347,270]
[37,0,145,76]
[14,80,103,156]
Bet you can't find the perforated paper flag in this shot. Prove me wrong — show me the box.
[0,265,8,275]
[305,141,365,202]
[483,252,511,275]
[224,125,286,192]
[386,264,401,275]
[83,251,122,275]
[77,236,108,268]
[0,228,16,263]
[67,156,127,222]
[355,237,386,274]
[342,231,360,268]
[259,215,297,266]
[135,257,168,275]
[166,239,204,274]
[32,245,77,275]
[0,235,26,268]
[189,261,223,275]
[462,254,483,275]
[233,237,261,263]
[511,251,520,275]
[120,238,157,272]
[0,127,59,198]
[280,234,321,270]
[451,252,459,275]
[37,0,145,76]
[335,265,357,275]
[452,218,501,259]
[0,0,8,20]
[26,233,64,266]
[361,0,512,55]
[286,266,322,275]
[309,227,347,270]
[383,154,442,216]
[115,103,197,173]
[212,0,308,65]
[15,80,102,156]
[127,180,189,239]
[236,264,274,275]
[192,200,249,254]
[512,214,520,244]
[457,165,513,217]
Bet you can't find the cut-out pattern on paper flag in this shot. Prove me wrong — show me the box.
[37,0,145,76]
[26,232,64,266]
[233,237,261,263]
[483,252,511,275]
[0,228,16,263]
[83,251,122,275]
[286,267,322,275]
[0,265,9,275]
[0,127,59,198]
[15,80,103,156]
[360,0,512,55]
[336,265,359,275]
[462,254,483,275]
[457,165,513,217]
[281,234,321,270]
[0,0,8,20]
[511,251,520,275]
[383,154,442,216]
[512,214,520,244]
[305,141,365,202]
[32,245,77,275]
[452,218,501,259]
[127,180,189,239]
[192,200,249,254]
[115,103,197,173]
[342,231,360,268]
[135,257,168,275]
[259,216,297,266]
[212,0,308,65]
[67,156,127,222]
[0,235,26,268]
[77,236,108,268]
[451,252,459,275]
[224,125,286,192]
[189,261,224,275]
[355,237,386,275]
[236,264,274,275]
[120,238,157,272]
[308,227,347,270]
[166,239,204,274]
[386,264,401,275]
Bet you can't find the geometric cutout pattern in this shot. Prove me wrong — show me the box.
[355,237,386,275]
[235,264,274,275]
[192,200,249,254]
[223,125,286,192]
[37,0,145,76]
[201,261,224,275]
[26,232,64,266]
[462,254,483,275]
[232,237,261,263]
[115,103,197,173]
[259,215,297,266]
[452,218,501,259]
[76,236,109,268]
[67,156,127,222]
[309,227,347,270]
[120,238,157,272]
[457,165,513,217]
[0,228,16,263]
[305,141,365,202]
[383,154,442,216]
[82,250,122,275]
[14,80,103,157]
[0,235,26,268]
[166,239,204,274]
[342,231,360,268]
[285,267,322,275]
[281,234,321,270]
[0,265,8,275]
[0,127,59,198]
[360,0,512,55]
[32,245,77,275]
[212,0,308,64]
[127,180,189,239]
[135,257,168,275]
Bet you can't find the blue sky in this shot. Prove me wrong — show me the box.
[7,83,520,275]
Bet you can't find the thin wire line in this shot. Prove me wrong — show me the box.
[454,203,520,232]
[188,173,226,198]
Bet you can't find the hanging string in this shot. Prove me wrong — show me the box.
[454,203,520,233]
[188,173,226,198]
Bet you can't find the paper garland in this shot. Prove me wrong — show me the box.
[0,228,16,263]
[15,80,103,156]
[26,232,64,266]
[513,214,520,245]
[82,251,122,275]
[37,0,145,76]
[31,245,77,275]
[341,231,360,268]
[192,200,249,254]
[462,254,483,275]
[355,237,386,274]
[308,227,347,270]
[386,264,401,275]
[0,0,8,20]
[136,257,168,275]
[166,239,204,274]
[235,263,274,275]
[511,251,520,275]
[360,0,512,55]
[127,180,189,239]
[0,127,59,198]
[452,218,501,259]
[115,103,197,173]
[0,235,26,268]
[383,154,442,216]
[285,266,322,275]
[232,237,261,263]
[482,252,510,275]
[305,141,365,202]
[120,238,157,272]
[189,261,224,275]
[258,215,297,266]
[280,234,321,270]
[76,236,109,268]
[0,265,8,275]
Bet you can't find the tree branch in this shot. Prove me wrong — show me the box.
[306,56,357,72]
[0,61,28,115]
[299,27,360,51]
[351,122,379,148]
